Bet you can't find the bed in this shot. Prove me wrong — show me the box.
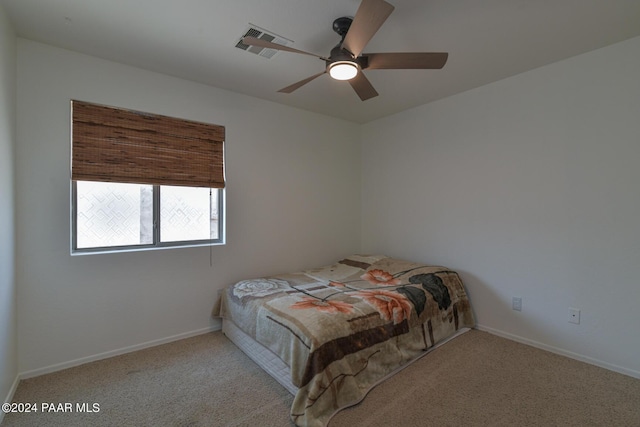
[215,254,475,426]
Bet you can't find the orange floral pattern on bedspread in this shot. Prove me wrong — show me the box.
[360,269,401,286]
[290,297,354,314]
[355,289,412,324]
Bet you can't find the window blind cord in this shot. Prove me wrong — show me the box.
[209,187,213,267]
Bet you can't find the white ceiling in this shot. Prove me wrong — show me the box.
[3,0,640,123]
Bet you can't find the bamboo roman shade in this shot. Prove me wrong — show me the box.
[71,100,225,188]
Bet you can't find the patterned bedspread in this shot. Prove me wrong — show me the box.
[216,255,475,427]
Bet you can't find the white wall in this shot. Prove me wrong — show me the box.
[361,36,640,378]
[0,3,18,408]
[15,40,361,374]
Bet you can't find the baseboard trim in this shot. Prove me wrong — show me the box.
[475,324,640,380]
[19,323,222,380]
[1,374,21,424]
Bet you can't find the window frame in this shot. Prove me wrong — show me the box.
[71,182,225,254]
[70,100,226,255]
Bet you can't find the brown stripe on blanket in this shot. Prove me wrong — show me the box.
[453,303,459,330]
[347,312,380,323]
[299,319,410,387]
[421,320,435,348]
[284,285,326,294]
[300,286,328,292]
[338,259,371,270]
[266,316,311,350]
[421,322,429,349]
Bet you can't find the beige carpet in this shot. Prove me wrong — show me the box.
[2,329,639,427]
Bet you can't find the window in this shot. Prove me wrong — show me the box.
[73,182,223,251]
[71,100,225,253]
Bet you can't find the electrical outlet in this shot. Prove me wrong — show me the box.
[512,297,522,312]
[568,307,580,324]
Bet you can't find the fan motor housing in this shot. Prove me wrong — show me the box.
[326,44,368,69]
[328,17,368,68]
[332,17,353,37]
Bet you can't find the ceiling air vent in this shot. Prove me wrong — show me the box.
[235,25,293,59]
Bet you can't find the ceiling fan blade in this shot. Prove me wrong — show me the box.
[348,72,378,101]
[342,0,395,58]
[242,36,327,60]
[364,52,449,69]
[278,71,326,93]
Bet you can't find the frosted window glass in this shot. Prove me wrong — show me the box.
[160,186,219,242]
[76,181,153,248]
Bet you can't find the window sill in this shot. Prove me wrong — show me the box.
[71,240,226,256]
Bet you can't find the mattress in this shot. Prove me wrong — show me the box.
[222,317,470,400]
[222,318,298,395]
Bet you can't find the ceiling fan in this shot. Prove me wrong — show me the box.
[242,0,448,101]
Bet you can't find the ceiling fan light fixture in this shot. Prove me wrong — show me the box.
[328,61,359,80]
